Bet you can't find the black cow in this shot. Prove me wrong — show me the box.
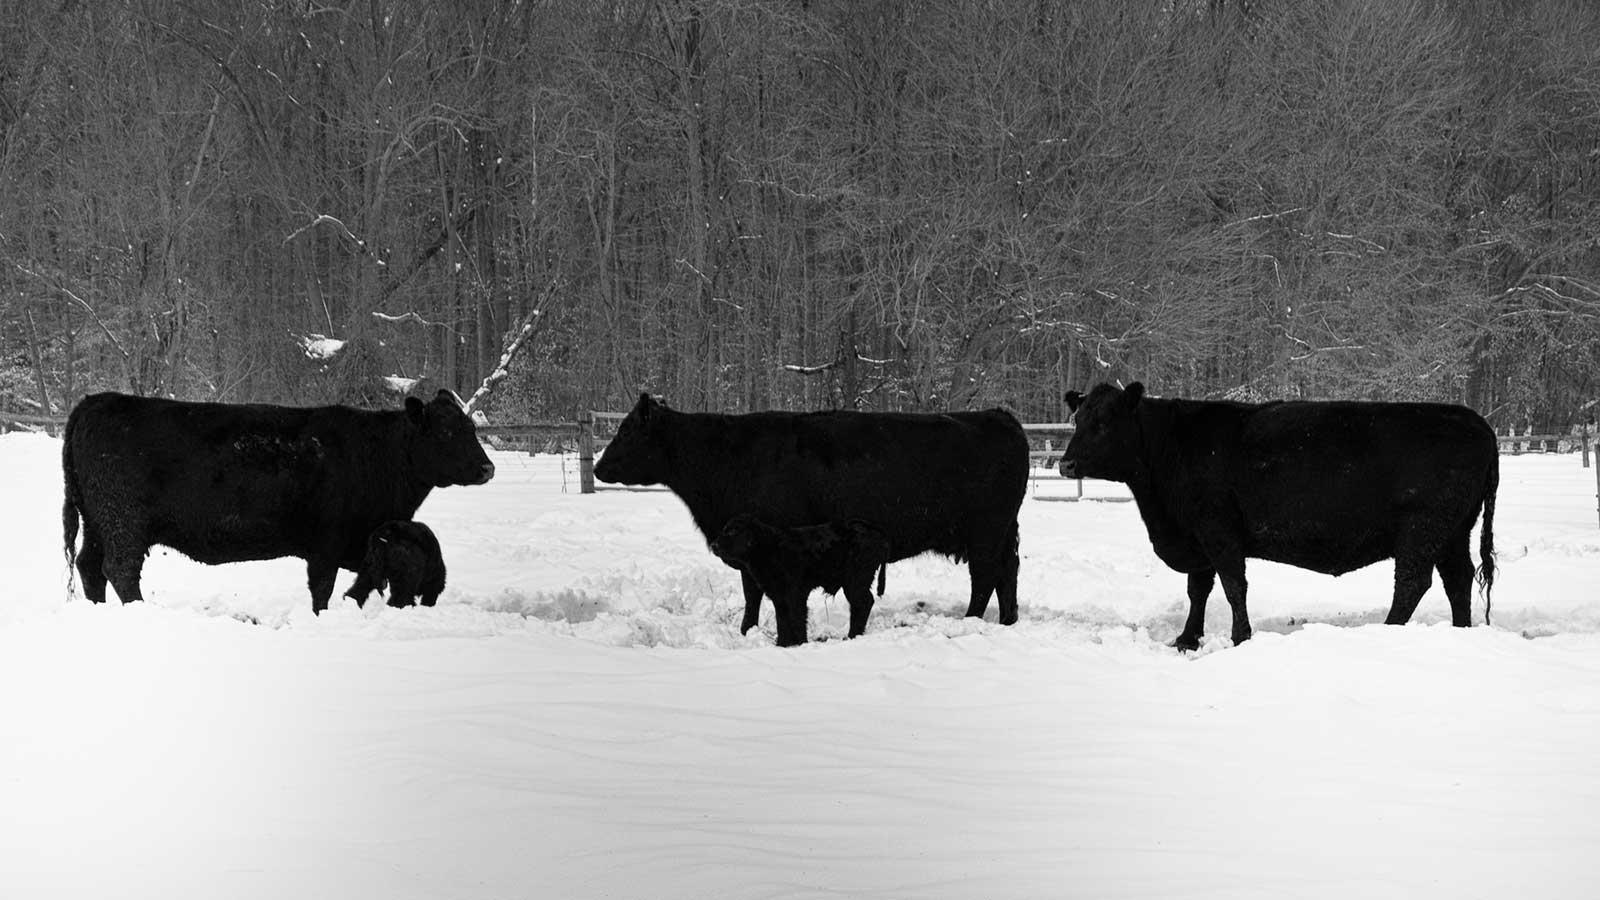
[345,520,447,609]
[593,394,1029,646]
[1060,382,1498,650]
[710,515,890,645]
[62,390,494,613]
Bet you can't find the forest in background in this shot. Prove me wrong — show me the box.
[3,0,1600,426]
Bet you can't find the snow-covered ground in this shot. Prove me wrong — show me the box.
[4,430,1600,899]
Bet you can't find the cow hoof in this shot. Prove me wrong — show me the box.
[1170,635,1201,653]
[1231,630,1253,646]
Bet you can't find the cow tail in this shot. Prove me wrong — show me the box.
[875,562,887,597]
[61,414,82,595]
[1475,456,1499,627]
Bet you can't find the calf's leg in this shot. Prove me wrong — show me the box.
[344,571,378,608]
[739,569,764,634]
[773,589,809,647]
[843,577,876,639]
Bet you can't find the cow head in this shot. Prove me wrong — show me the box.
[1059,382,1145,482]
[594,393,672,486]
[406,390,495,487]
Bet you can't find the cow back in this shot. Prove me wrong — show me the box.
[65,393,444,569]
[639,406,1028,563]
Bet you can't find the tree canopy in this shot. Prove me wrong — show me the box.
[4,0,1599,426]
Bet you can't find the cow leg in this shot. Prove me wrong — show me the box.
[420,590,441,608]
[994,523,1021,626]
[1173,569,1215,652]
[307,560,339,615]
[844,581,875,639]
[963,554,1001,622]
[1217,565,1252,646]
[1385,554,1435,626]
[773,590,809,647]
[101,542,146,605]
[387,589,416,608]
[1435,534,1476,628]
[739,569,764,635]
[76,523,109,604]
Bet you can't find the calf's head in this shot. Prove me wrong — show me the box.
[594,393,672,486]
[407,390,495,487]
[709,514,776,568]
[1060,382,1145,482]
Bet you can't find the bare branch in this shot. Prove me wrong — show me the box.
[10,263,129,360]
[783,362,838,375]
[461,280,561,414]
[1223,207,1308,229]
[372,310,451,328]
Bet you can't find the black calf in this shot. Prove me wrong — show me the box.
[345,520,447,609]
[711,514,889,646]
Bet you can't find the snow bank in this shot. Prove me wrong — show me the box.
[5,432,1600,899]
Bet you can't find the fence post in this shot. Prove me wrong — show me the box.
[577,409,596,495]
[1594,434,1600,529]
[1583,421,1591,469]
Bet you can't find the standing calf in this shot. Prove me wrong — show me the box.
[345,520,447,609]
[710,515,890,646]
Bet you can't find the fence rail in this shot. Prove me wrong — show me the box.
[8,409,1597,505]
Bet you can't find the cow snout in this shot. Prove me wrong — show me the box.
[1059,458,1080,479]
[476,461,496,484]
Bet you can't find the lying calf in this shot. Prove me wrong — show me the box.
[710,514,889,646]
[345,520,447,609]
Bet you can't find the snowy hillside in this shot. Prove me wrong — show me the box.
[4,431,1600,899]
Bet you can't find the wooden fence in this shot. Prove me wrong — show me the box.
[9,409,1599,515]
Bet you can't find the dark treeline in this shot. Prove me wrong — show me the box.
[4,0,1600,426]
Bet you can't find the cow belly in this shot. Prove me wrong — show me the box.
[149,515,303,565]
[1246,521,1394,576]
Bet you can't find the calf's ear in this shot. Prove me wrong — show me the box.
[1064,391,1085,413]
[1125,382,1145,406]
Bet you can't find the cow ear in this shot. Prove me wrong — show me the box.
[1064,391,1084,413]
[405,396,426,424]
[1125,382,1145,406]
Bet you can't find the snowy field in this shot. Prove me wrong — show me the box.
[5,430,1600,899]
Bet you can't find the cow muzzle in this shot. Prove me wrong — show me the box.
[1058,458,1080,479]
[475,461,496,484]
